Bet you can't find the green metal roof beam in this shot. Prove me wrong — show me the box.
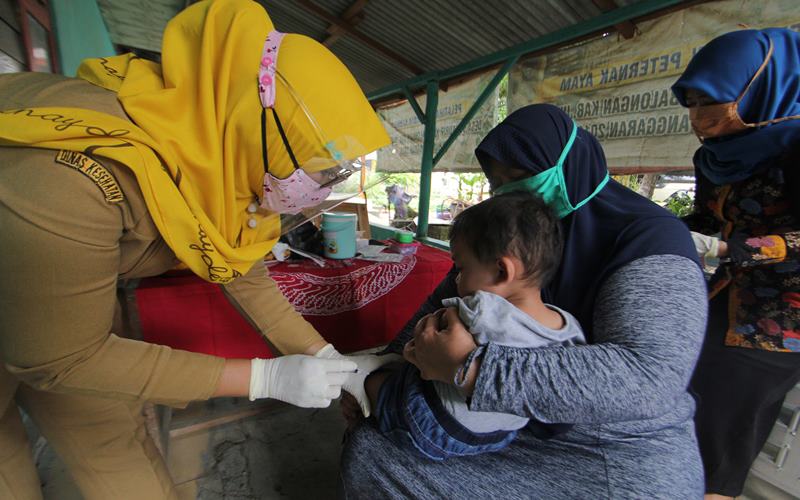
[402,86,426,124]
[367,0,685,102]
[417,236,450,251]
[416,80,439,239]
[433,55,518,167]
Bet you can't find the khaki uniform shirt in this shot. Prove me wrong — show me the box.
[0,73,323,406]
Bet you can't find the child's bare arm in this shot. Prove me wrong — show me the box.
[365,370,392,416]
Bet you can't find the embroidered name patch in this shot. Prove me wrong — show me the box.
[55,150,124,203]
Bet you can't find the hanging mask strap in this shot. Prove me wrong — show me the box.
[270,108,300,171]
[557,123,609,212]
[258,30,300,173]
[735,37,773,106]
[572,172,609,211]
[261,107,301,173]
[556,123,579,170]
[555,124,577,207]
[737,37,800,129]
[261,108,268,173]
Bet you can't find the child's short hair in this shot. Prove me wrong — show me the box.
[450,191,563,288]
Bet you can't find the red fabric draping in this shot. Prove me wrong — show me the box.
[135,244,453,357]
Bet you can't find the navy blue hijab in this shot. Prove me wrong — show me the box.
[475,105,699,339]
[672,28,800,185]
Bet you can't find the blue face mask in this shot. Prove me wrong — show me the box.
[494,123,609,218]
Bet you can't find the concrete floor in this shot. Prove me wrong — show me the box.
[27,397,800,500]
[33,398,348,499]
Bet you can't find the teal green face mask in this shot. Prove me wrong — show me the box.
[494,123,609,218]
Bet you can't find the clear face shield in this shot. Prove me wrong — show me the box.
[309,158,367,189]
[257,32,387,233]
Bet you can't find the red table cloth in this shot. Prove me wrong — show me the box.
[135,244,453,358]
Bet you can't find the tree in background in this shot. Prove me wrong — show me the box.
[613,174,640,191]
[663,189,694,217]
[637,174,659,199]
[456,172,487,203]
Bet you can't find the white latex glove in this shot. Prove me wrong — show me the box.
[315,344,403,417]
[691,231,720,259]
[249,355,357,407]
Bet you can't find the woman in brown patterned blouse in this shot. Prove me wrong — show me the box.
[672,28,800,500]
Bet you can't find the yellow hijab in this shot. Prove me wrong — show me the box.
[0,0,389,283]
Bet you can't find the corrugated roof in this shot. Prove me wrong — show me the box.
[97,0,679,98]
[258,0,668,99]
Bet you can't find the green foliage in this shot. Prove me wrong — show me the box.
[612,174,641,191]
[455,172,487,202]
[664,189,695,217]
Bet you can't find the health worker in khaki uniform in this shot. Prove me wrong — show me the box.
[0,0,393,498]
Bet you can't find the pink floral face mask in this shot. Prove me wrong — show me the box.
[261,168,331,215]
[257,31,332,215]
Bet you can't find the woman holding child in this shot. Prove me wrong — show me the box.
[341,104,708,498]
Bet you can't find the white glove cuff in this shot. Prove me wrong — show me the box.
[250,358,279,402]
[706,237,720,259]
[314,343,341,359]
[249,358,265,401]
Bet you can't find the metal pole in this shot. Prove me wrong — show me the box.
[402,87,426,125]
[417,80,438,239]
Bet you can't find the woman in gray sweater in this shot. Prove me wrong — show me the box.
[340,104,708,498]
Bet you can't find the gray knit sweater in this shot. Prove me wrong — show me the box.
[342,255,708,499]
[436,291,584,433]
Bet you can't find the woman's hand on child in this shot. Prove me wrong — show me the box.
[404,308,477,384]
